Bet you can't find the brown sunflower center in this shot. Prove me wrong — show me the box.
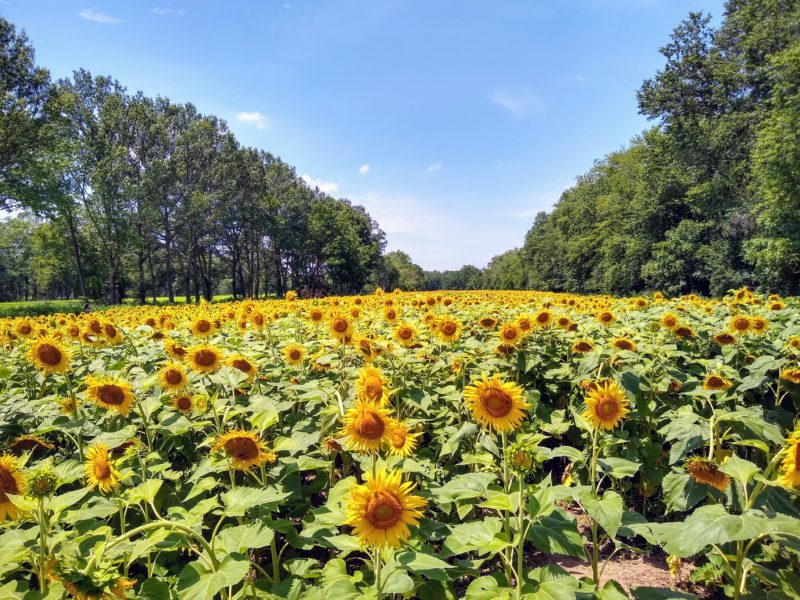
[398,327,413,340]
[536,313,549,324]
[386,310,396,320]
[600,312,613,322]
[664,316,676,327]
[19,324,32,334]
[232,359,253,373]
[164,369,183,385]
[333,318,349,333]
[356,411,385,439]
[596,397,619,419]
[706,376,725,389]
[391,429,407,448]
[104,324,118,338]
[289,349,302,361]
[225,437,260,460]
[311,311,323,321]
[365,491,402,529]
[502,327,517,340]
[733,317,749,331]
[93,460,111,481]
[195,320,211,333]
[194,349,218,367]
[176,396,192,411]
[440,322,457,336]
[36,344,62,366]
[254,314,265,325]
[0,465,20,498]
[615,340,633,350]
[481,387,513,418]
[575,341,592,352]
[173,345,187,357]
[364,377,383,400]
[98,384,125,406]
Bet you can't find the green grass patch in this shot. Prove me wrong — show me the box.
[0,299,96,318]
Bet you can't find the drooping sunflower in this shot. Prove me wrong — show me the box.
[685,457,729,492]
[283,343,305,366]
[781,368,800,385]
[464,374,530,433]
[712,332,737,346]
[610,337,637,352]
[329,313,353,341]
[101,322,124,345]
[0,455,26,522]
[158,362,188,391]
[227,355,257,381]
[9,434,55,455]
[84,443,120,494]
[393,323,417,347]
[780,437,800,488]
[498,323,522,346]
[583,380,630,431]
[213,429,276,471]
[355,366,390,405]
[478,316,498,329]
[571,339,594,354]
[342,402,393,453]
[28,336,71,374]
[86,375,135,417]
[165,340,188,361]
[186,344,223,373]
[673,325,695,338]
[385,421,420,457]
[190,317,214,338]
[729,315,752,335]
[436,317,461,343]
[703,373,732,391]
[344,468,426,548]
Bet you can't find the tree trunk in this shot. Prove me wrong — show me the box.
[65,207,87,300]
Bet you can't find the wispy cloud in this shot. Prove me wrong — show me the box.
[301,174,339,195]
[358,164,370,175]
[491,88,545,119]
[78,9,123,24]
[236,111,268,130]
[426,161,443,173]
[152,7,185,16]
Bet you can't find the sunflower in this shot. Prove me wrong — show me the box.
[383,307,399,323]
[703,373,732,391]
[499,323,522,346]
[533,309,553,328]
[780,437,800,488]
[356,366,390,405]
[190,317,214,337]
[464,374,530,433]
[213,429,276,471]
[28,336,71,374]
[9,434,55,454]
[354,337,377,362]
[86,375,135,417]
[283,343,305,366]
[165,340,188,361]
[158,362,188,391]
[673,325,695,338]
[751,317,769,335]
[478,316,498,329]
[571,339,594,353]
[344,468,426,547]
[394,323,417,347]
[661,313,679,330]
[14,321,34,338]
[171,393,201,415]
[385,421,420,457]
[437,317,461,343]
[84,443,120,494]
[597,310,615,326]
[555,316,572,330]
[101,322,124,345]
[342,402,393,453]
[781,368,800,385]
[729,315,752,334]
[517,316,533,333]
[186,344,223,373]
[610,337,637,352]
[0,455,26,522]
[712,332,736,346]
[329,313,353,341]
[583,380,630,431]
[685,457,729,492]
[227,355,257,381]
[308,307,325,324]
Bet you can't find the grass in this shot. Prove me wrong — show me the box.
[1,294,238,317]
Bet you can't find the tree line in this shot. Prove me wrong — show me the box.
[1,16,393,303]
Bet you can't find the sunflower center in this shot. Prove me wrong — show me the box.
[600,312,613,322]
[98,385,125,406]
[441,322,456,336]
[232,359,252,373]
[616,340,633,350]
[333,318,348,333]
[706,376,724,389]
[165,369,183,385]
[225,437,259,460]
[196,320,211,333]
[481,387,513,418]
[104,324,117,338]
[575,341,592,352]
[386,310,396,320]
[195,349,218,367]
[664,317,676,327]
[93,460,111,481]
[399,327,413,340]
[0,465,19,498]
[365,377,383,400]
[503,327,517,340]
[391,429,407,448]
[365,491,402,529]
[356,412,385,439]
[734,317,749,331]
[176,396,192,411]
[36,344,62,366]
[536,313,549,324]
[254,314,265,325]
[289,349,302,360]
[596,397,619,419]
[19,324,31,335]
[173,345,187,357]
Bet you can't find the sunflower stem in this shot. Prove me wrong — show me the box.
[271,535,281,584]
[64,373,84,461]
[37,502,48,593]
[589,427,600,585]
[374,545,383,600]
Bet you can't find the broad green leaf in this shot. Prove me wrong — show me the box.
[661,471,707,513]
[442,518,503,556]
[527,511,585,558]
[579,490,623,540]
[598,457,641,479]
[222,486,291,517]
[216,521,274,555]
[718,454,759,488]
[630,587,699,599]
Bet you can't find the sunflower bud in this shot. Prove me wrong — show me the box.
[27,468,59,499]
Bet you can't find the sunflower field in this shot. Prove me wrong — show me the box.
[0,288,799,600]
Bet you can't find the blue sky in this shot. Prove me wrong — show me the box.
[1,0,724,270]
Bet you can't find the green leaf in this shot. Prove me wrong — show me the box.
[630,587,699,599]
[579,490,623,540]
[598,457,641,479]
[216,521,274,555]
[176,554,249,600]
[124,479,163,506]
[527,511,585,558]
[465,576,514,600]
[662,471,707,513]
[442,518,503,557]
[718,455,759,488]
[596,580,629,600]
[222,486,291,517]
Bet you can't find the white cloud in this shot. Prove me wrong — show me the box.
[152,7,185,16]
[301,174,339,195]
[426,161,443,173]
[78,9,123,24]
[491,88,545,119]
[236,111,269,130]
[358,164,370,175]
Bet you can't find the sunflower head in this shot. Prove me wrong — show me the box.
[533,309,553,328]
[394,323,417,347]
[0,455,26,522]
[213,430,276,471]
[283,343,305,366]
[685,457,729,492]
[583,380,630,431]
[356,366,390,406]
[227,355,257,380]
[703,373,732,391]
[158,362,188,391]
[505,438,541,474]
[499,323,522,345]
[28,336,71,374]
[329,314,353,340]
[190,317,214,337]
[712,332,736,346]
[385,421,420,457]
[781,368,800,385]
[610,337,636,352]
[729,315,752,334]
[571,339,594,354]
[84,443,120,494]
[27,468,60,499]
[8,434,55,455]
[86,376,135,417]
[464,374,530,433]
[781,438,800,488]
[186,344,223,373]
[342,402,393,453]
[344,468,426,548]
